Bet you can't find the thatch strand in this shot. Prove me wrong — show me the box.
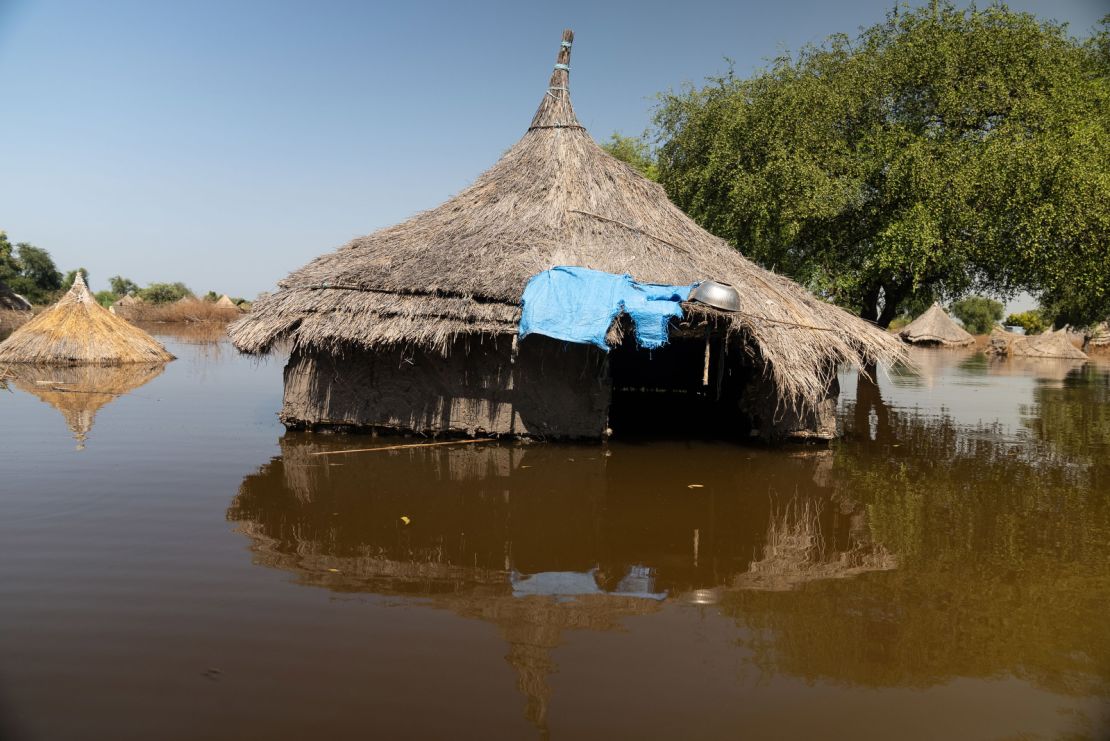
[229,30,904,408]
[0,274,174,365]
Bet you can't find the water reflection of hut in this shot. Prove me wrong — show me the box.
[897,303,974,347]
[228,31,901,443]
[0,275,173,365]
[5,363,166,448]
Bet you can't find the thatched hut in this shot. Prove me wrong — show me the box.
[1087,322,1109,352]
[214,294,241,311]
[0,274,174,365]
[989,327,1088,360]
[0,279,32,312]
[229,30,901,441]
[897,303,974,347]
[109,293,142,317]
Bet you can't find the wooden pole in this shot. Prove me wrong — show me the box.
[309,437,497,457]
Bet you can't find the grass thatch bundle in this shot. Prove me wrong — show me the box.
[897,302,974,347]
[229,29,902,409]
[0,279,32,312]
[4,363,166,448]
[0,274,174,365]
[989,327,1088,360]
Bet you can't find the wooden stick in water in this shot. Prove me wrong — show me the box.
[309,438,497,457]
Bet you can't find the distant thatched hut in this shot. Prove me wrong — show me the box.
[0,274,174,365]
[989,327,1088,360]
[1087,322,1109,352]
[0,279,32,312]
[214,294,241,311]
[897,303,974,347]
[229,31,902,442]
[109,293,143,317]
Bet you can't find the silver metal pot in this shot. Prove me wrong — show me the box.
[688,280,740,312]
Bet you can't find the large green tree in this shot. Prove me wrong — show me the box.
[654,3,1109,327]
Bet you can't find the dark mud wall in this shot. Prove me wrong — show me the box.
[281,336,610,438]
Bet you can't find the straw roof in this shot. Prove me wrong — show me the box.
[5,363,166,448]
[229,30,902,406]
[215,294,239,310]
[0,279,32,311]
[897,303,974,346]
[0,274,174,365]
[1089,322,1109,349]
[1013,328,1088,360]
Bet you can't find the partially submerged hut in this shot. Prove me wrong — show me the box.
[229,30,902,442]
[0,274,174,365]
[897,303,974,347]
[1087,322,1109,352]
[989,327,1088,360]
[0,279,32,312]
[214,294,241,311]
[109,293,142,317]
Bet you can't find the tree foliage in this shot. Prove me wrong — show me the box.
[1005,310,1048,334]
[654,3,1110,326]
[108,275,139,297]
[600,132,659,181]
[950,295,1003,334]
[0,232,64,305]
[63,268,89,288]
[139,282,192,304]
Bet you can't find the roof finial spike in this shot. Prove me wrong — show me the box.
[528,29,583,132]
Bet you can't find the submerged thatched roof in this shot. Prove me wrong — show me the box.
[214,294,239,310]
[0,274,174,365]
[229,30,902,406]
[989,327,1088,360]
[0,279,32,312]
[898,303,974,347]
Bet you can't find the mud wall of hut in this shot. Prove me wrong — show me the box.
[281,336,611,438]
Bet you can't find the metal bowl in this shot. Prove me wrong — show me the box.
[688,280,740,312]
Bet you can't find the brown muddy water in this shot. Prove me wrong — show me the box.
[1,330,1108,740]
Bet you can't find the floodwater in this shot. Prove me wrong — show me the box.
[1,329,1108,740]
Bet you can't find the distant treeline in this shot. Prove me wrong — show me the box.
[0,231,246,308]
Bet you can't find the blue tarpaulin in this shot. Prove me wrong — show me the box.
[519,266,694,351]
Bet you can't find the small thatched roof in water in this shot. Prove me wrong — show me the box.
[0,279,32,311]
[229,30,902,406]
[898,303,974,347]
[0,274,174,365]
[214,294,240,310]
[4,363,166,449]
[989,327,1088,360]
[1089,322,1109,349]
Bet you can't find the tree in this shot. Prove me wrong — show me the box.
[5,243,63,304]
[63,268,89,288]
[654,3,1110,327]
[1005,310,1048,334]
[600,132,659,181]
[0,232,20,285]
[140,282,192,304]
[94,290,117,308]
[108,275,139,297]
[950,296,1003,334]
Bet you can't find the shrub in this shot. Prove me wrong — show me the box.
[950,296,1004,334]
[1004,310,1048,335]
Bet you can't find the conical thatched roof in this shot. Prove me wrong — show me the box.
[0,279,32,311]
[214,294,239,310]
[229,30,902,406]
[1089,322,1109,349]
[898,303,974,346]
[1013,328,1088,360]
[5,363,166,448]
[0,274,174,365]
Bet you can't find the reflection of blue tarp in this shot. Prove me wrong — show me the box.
[519,266,694,351]
[510,568,668,602]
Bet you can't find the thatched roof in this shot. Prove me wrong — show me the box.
[989,327,1088,360]
[897,303,974,346]
[229,30,902,406]
[4,363,166,448]
[214,294,240,310]
[0,274,174,365]
[1089,322,1109,349]
[0,279,32,311]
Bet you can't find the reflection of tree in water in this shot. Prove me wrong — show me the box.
[1024,363,1110,473]
[724,375,1110,700]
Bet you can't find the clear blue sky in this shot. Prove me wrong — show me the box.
[0,0,1103,299]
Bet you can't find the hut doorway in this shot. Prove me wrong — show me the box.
[606,329,752,439]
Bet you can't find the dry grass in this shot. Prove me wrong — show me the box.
[0,275,174,365]
[0,308,31,337]
[128,298,242,323]
[229,29,904,410]
[897,302,974,347]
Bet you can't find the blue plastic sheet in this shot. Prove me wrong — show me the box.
[519,266,694,351]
